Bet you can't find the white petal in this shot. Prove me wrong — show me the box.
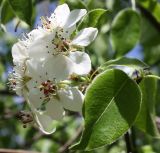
[25,59,46,81]
[34,112,56,134]
[26,84,64,120]
[50,3,70,27]
[43,55,74,81]
[28,28,48,41]
[45,99,64,120]
[13,60,25,75]
[27,88,44,109]
[12,41,28,61]
[68,51,91,75]
[24,91,56,134]
[24,92,56,134]
[59,87,84,112]
[71,28,98,46]
[64,9,87,28]
[28,32,55,59]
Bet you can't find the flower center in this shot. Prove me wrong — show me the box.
[8,70,24,91]
[52,29,71,55]
[39,80,57,98]
[8,65,31,93]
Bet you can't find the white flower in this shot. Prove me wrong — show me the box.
[24,57,84,134]
[10,3,98,134]
[26,3,98,75]
[11,29,50,92]
[11,28,48,62]
[11,4,98,76]
[8,60,30,96]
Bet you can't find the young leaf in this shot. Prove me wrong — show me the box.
[8,0,32,25]
[1,0,15,24]
[100,57,148,71]
[71,69,141,151]
[110,8,141,56]
[78,9,107,30]
[135,76,160,137]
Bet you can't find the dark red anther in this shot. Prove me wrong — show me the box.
[13,82,17,86]
[44,89,49,96]
[42,81,48,86]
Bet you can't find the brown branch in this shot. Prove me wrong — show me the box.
[58,125,83,153]
[0,149,40,153]
[124,131,134,153]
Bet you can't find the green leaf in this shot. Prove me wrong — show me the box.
[137,0,160,23]
[140,145,155,153]
[135,76,160,137]
[64,0,87,10]
[71,69,141,150]
[8,0,32,25]
[59,0,66,5]
[78,9,107,30]
[110,8,141,56]
[1,0,15,24]
[100,57,148,71]
[140,15,160,47]
[0,0,3,5]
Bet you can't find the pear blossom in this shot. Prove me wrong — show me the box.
[26,3,98,75]
[9,3,98,134]
[24,57,84,134]
[10,3,97,97]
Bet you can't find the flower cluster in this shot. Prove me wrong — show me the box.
[9,4,98,134]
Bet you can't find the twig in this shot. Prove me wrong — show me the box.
[124,131,133,153]
[15,20,21,32]
[90,68,99,81]
[0,149,39,153]
[131,127,138,153]
[58,125,83,153]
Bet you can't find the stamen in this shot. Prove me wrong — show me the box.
[15,111,33,128]
[38,80,58,99]
[40,16,51,30]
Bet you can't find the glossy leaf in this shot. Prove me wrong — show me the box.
[137,0,160,23]
[135,76,160,137]
[78,9,107,30]
[140,15,160,47]
[8,0,32,25]
[1,0,15,24]
[111,9,141,56]
[100,57,148,71]
[71,69,141,150]
[63,0,87,10]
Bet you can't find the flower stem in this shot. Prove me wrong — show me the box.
[90,68,99,81]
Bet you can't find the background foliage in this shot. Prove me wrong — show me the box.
[0,0,160,153]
